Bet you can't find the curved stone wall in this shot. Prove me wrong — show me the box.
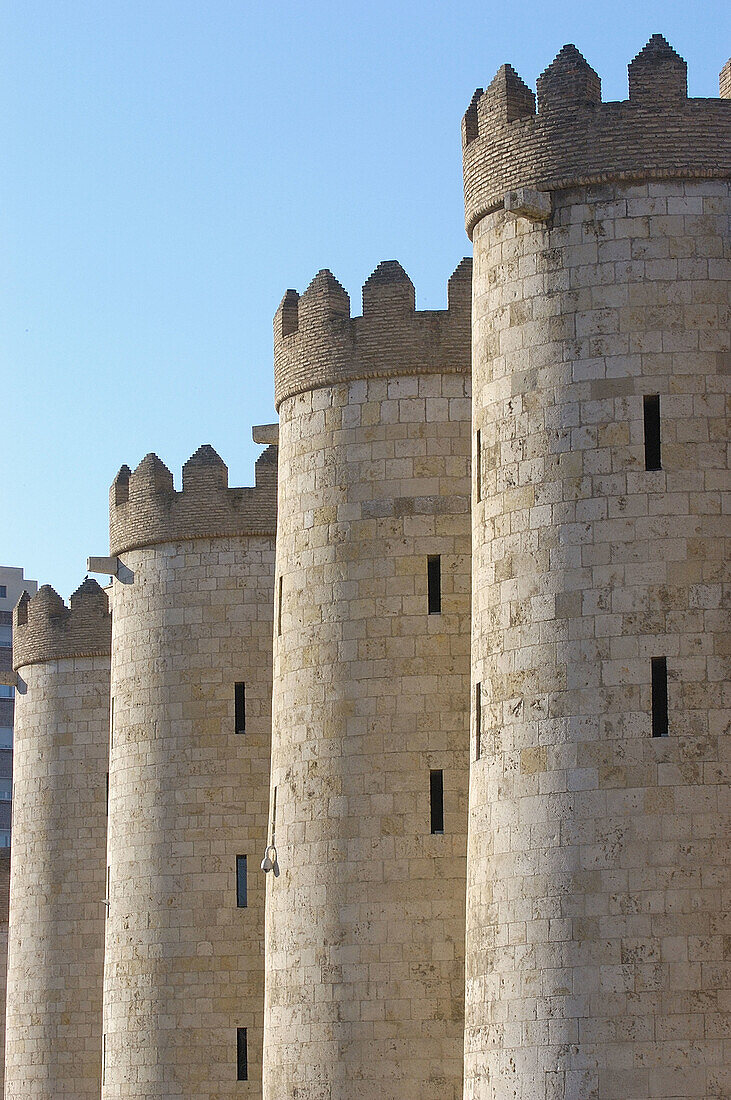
[273,259,472,408]
[109,444,277,556]
[465,178,730,1099]
[13,579,112,666]
[5,653,109,1097]
[263,368,472,1099]
[102,532,275,1098]
[462,39,731,235]
[0,850,9,1099]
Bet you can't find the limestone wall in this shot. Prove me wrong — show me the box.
[109,444,277,557]
[263,263,472,1098]
[0,849,10,1099]
[462,37,731,236]
[103,506,275,1096]
[5,645,109,1097]
[465,177,730,1099]
[13,579,112,666]
[273,259,472,407]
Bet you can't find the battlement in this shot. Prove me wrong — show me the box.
[463,35,731,237]
[13,578,111,669]
[273,258,472,408]
[109,443,278,557]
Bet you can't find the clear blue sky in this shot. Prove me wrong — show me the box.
[2,1,728,599]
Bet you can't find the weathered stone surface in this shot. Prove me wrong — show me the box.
[273,260,472,408]
[3,33,729,1100]
[721,58,731,99]
[463,40,731,236]
[465,175,730,1099]
[109,444,277,556]
[263,268,473,1098]
[0,849,9,1099]
[504,187,552,221]
[102,445,276,1098]
[12,579,110,668]
[5,647,109,1097]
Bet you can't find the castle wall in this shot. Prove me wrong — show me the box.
[0,850,10,1099]
[5,582,110,1098]
[3,34,727,1100]
[263,263,472,1100]
[102,447,276,1098]
[464,46,730,1095]
[462,43,731,237]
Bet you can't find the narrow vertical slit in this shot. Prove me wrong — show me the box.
[643,394,661,470]
[236,855,247,908]
[475,682,482,761]
[430,769,444,834]
[476,428,482,502]
[237,1027,248,1080]
[234,682,246,735]
[651,656,668,737]
[427,555,442,615]
[277,576,283,637]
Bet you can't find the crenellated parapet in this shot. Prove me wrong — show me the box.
[463,35,731,236]
[13,579,111,669]
[109,442,278,556]
[273,258,472,408]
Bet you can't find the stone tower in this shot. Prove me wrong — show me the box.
[5,579,111,1097]
[462,37,730,1100]
[0,848,9,1099]
[262,260,473,1099]
[102,442,277,1098]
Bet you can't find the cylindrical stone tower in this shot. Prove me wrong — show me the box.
[462,37,730,1100]
[0,848,9,1099]
[5,579,111,1098]
[102,442,277,1098]
[263,260,473,1099]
